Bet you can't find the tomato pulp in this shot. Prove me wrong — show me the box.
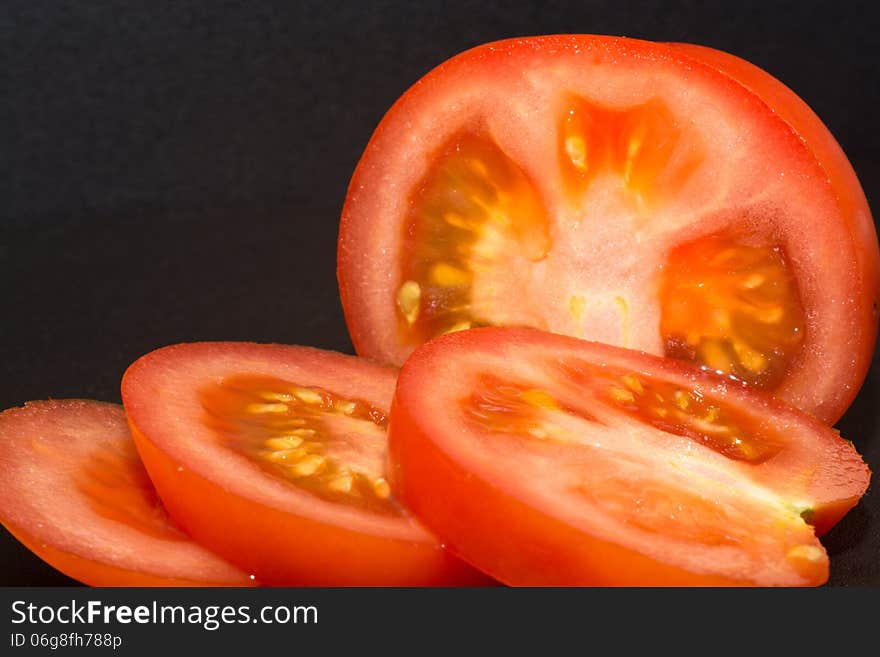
[121,342,488,586]
[387,328,871,586]
[0,400,254,586]
[338,35,879,424]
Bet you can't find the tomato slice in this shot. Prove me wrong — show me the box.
[121,342,488,586]
[0,400,254,586]
[338,35,880,424]
[387,328,871,586]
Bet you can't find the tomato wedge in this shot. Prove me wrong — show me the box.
[0,400,254,586]
[338,34,879,424]
[387,328,871,586]
[121,342,488,586]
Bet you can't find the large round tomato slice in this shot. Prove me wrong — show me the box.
[0,400,254,586]
[121,342,488,586]
[387,328,871,586]
[338,35,879,424]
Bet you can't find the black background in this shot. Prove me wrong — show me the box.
[1,0,878,586]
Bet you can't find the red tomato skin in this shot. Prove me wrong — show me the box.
[387,328,870,587]
[337,35,879,425]
[388,393,751,587]
[4,521,251,587]
[130,424,489,586]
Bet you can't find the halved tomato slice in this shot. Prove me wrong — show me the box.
[387,328,871,586]
[0,400,254,586]
[121,342,488,586]
[338,35,879,424]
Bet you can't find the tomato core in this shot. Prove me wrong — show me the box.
[390,103,805,392]
[199,375,398,515]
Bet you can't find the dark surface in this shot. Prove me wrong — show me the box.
[1,1,877,586]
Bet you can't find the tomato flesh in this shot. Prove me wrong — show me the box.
[122,342,489,586]
[339,35,880,424]
[0,400,254,587]
[387,328,871,586]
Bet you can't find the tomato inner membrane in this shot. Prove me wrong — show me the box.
[465,374,599,441]
[558,95,703,207]
[660,234,805,389]
[468,365,784,464]
[397,131,551,345]
[199,375,399,515]
[585,367,785,463]
[76,440,183,541]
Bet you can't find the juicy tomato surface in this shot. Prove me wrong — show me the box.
[121,342,488,586]
[338,34,880,424]
[387,328,871,586]
[0,400,254,587]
